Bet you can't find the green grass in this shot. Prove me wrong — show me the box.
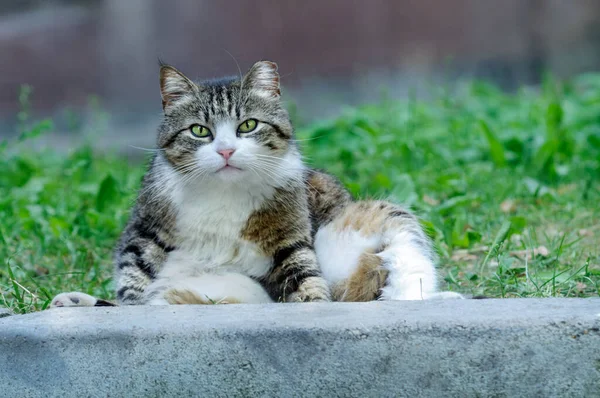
[1,75,599,313]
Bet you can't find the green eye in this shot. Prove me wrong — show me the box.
[190,124,211,138]
[238,119,258,134]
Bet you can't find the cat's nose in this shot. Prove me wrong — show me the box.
[217,149,235,161]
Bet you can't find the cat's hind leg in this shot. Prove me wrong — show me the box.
[316,200,464,301]
[51,292,117,308]
[329,250,389,301]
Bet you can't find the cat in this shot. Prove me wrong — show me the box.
[51,60,463,308]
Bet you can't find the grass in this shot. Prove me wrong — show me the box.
[1,75,599,313]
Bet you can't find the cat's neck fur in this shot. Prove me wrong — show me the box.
[151,149,305,249]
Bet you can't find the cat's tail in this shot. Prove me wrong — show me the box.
[376,207,465,300]
[51,292,117,308]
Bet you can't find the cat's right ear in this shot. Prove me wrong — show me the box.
[159,65,196,110]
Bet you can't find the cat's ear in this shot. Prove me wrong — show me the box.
[243,61,281,98]
[159,65,196,110]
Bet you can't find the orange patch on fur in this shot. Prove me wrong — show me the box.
[334,201,395,235]
[333,251,388,302]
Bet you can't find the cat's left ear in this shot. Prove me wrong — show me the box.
[159,65,197,110]
[243,61,281,98]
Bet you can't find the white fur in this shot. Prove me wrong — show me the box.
[377,232,437,300]
[315,224,379,284]
[147,272,273,305]
[51,292,97,308]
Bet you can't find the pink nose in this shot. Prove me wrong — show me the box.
[217,149,235,160]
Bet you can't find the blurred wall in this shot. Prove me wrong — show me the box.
[0,0,599,120]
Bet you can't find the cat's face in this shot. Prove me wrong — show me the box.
[156,61,300,186]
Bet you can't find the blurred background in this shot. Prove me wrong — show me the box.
[1,0,600,151]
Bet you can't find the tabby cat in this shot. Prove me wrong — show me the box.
[51,60,462,308]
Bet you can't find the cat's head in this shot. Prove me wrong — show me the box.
[156,61,301,186]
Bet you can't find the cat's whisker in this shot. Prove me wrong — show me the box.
[137,161,200,199]
[293,136,324,142]
[248,161,313,202]
[250,159,305,181]
[128,145,164,153]
[244,163,264,182]
[179,166,209,187]
[250,160,296,177]
[255,153,312,163]
[251,156,302,170]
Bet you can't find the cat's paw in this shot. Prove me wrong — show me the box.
[50,292,116,308]
[51,292,98,308]
[287,276,331,302]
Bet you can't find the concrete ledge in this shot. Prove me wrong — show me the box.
[1,299,599,397]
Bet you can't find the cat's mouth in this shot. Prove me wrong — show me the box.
[217,164,242,172]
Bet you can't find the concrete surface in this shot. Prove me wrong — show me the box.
[0,299,599,398]
[0,307,11,318]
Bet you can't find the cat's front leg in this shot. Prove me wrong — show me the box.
[114,215,176,305]
[244,185,330,302]
[286,275,331,302]
[266,242,331,302]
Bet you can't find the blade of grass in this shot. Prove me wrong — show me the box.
[481,221,512,271]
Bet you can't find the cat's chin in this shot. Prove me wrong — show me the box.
[213,165,246,181]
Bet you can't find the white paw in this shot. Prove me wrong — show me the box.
[51,292,98,308]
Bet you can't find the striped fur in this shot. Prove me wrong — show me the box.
[50,60,462,309]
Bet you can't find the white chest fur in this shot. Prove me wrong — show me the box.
[159,179,274,280]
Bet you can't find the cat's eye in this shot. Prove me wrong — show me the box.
[238,119,258,134]
[190,124,211,138]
